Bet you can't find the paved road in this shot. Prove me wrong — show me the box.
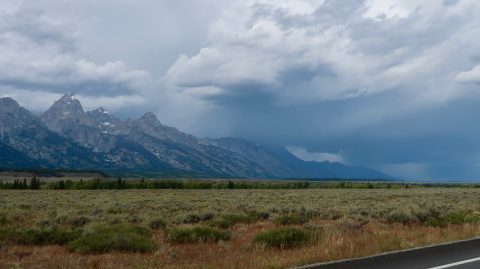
[298,237,480,269]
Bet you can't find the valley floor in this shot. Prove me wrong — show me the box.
[2,188,480,269]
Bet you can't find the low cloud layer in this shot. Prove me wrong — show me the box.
[2,0,480,179]
[287,146,346,164]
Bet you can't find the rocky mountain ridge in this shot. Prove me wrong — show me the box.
[0,94,390,179]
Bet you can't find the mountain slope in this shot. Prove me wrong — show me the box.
[40,96,274,178]
[0,142,44,168]
[267,146,391,179]
[202,137,297,177]
[126,114,274,177]
[1,94,391,179]
[0,97,107,169]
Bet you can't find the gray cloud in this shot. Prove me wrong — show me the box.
[166,0,480,107]
[0,1,156,111]
[2,0,480,179]
[0,6,151,95]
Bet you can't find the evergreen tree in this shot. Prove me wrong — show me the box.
[30,177,40,189]
[30,177,36,189]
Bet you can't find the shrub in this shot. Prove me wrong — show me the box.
[182,213,215,224]
[274,214,308,225]
[148,217,167,230]
[68,224,154,253]
[257,211,270,220]
[69,216,91,227]
[57,215,91,228]
[0,227,81,245]
[386,211,416,225]
[167,226,230,243]
[426,218,448,228]
[107,217,122,225]
[36,219,53,228]
[182,214,202,224]
[426,212,472,227]
[464,214,480,223]
[444,212,468,225]
[338,220,367,233]
[208,213,258,229]
[127,215,143,224]
[254,227,310,249]
[0,214,9,226]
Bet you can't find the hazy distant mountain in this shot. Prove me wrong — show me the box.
[0,94,391,179]
[202,137,297,177]
[204,138,390,179]
[268,146,390,179]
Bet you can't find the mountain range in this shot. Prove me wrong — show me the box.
[0,94,390,179]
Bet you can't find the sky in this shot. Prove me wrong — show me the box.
[1,0,480,180]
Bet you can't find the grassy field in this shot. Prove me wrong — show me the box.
[2,188,480,269]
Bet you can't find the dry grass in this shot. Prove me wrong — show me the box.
[1,188,480,269]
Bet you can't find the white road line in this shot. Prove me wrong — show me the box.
[428,257,480,269]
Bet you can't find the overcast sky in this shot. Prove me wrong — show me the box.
[2,0,480,180]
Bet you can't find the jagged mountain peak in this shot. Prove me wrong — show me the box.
[54,93,83,110]
[87,106,124,136]
[0,96,18,103]
[88,107,116,120]
[0,97,37,129]
[92,107,109,114]
[46,93,84,112]
[0,95,391,179]
[88,107,116,122]
[139,112,161,124]
[40,93,94,133]
[0,97,20,111]
[60,92,78,101]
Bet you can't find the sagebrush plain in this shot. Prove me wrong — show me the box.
[2,187,480,269]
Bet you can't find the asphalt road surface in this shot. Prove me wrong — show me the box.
[298,237,480,269]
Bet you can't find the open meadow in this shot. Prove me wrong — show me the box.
[2,187,480,269]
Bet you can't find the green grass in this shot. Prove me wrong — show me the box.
[68,224,154,253]
[426,212,480,227]
[167,226,231,243]
[0,226,81,245]
[254,227,310,248]
[2,188,480,240]
[2,188,480,269]
[3,189,480,227]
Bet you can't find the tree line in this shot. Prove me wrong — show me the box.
[0,177,41,189]
[0,178,311,190]
[2,178,478,190]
